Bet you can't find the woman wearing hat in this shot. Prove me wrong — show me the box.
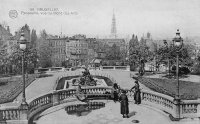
[111,83,120,102]
[119,90,129,118]
[130,80,141,104]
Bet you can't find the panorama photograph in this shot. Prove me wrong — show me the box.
[0,0,200,124]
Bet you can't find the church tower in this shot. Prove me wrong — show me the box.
[111,10,117,38]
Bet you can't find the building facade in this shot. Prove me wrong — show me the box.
[66,36,88,66]
[96,38,126,51]
[48,37,67,66]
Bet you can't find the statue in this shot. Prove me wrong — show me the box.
[78,68,97,86]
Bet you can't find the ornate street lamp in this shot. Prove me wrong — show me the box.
[172,29,183,119]
[18,30,28,107]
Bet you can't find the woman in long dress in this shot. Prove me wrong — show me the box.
[119,90,129,118]
[130,80,141,104]
[111,83,119,102]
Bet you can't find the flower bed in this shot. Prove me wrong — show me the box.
[0,75,36,104]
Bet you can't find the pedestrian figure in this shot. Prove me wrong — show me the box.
[130,80,141,104]
[119,90,129,118]
[111,83,119,102]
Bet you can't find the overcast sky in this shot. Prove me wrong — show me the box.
[1,0,200,39]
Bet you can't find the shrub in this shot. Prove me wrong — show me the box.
[191,63,200,75]
[171,65,190,76]
[0,81,8,86]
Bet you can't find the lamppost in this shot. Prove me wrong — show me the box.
[172,29,183,119]
[18,30,28,107]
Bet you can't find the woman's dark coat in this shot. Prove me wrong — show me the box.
[119,93,129,114]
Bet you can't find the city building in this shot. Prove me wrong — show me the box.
[66,35,88,66]
[48,37,67,66]
[96,38,126,51]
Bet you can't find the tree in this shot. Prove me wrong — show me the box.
[30,29,37,48]
[9,44,38,74]
[37,30,52,68]
[129,34,150,73]
[157,41,194,75]
[0,44,9,74]
[105,44,120,60]
[129,34,140,71]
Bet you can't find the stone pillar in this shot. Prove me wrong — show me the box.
[172,98,181,120]
[19,104,28,124]
[197,99,200,117]
[52,90,59,106]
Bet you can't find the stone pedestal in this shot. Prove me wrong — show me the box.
[19,103,29,124]
[172,98,182,120]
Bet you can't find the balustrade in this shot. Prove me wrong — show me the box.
[0,108,20,121]
[141,90,175,116]
[1,76,200,123]
[180,100,200,118]
[58,89,76,101]
[100,66,129,71]
[28,93,52,113]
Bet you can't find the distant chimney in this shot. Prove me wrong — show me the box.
[15,31,17,36]
[7,26,10,33]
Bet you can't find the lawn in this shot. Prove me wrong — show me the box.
[0,75,36,104]
[135,76,200,100]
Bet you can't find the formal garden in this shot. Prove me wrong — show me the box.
[133,71,200,100]
[0,73,54,104]
[0,75,36,104]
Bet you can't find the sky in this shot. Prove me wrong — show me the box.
[0,0,200,39]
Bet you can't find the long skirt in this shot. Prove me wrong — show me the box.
[113,91,118,101]
[134,91,141,104]
[120,101,129,114]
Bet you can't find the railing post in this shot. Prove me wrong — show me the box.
[197,99,200,117]
[52,90,59,106]
[172,98,181,120]
[19,104,28,124]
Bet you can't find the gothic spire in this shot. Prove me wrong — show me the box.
[111,9,117,38]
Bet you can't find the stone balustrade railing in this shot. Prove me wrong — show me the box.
[100,66,130,71]
[27,87,113,122]
[1,84,200,123]
[140,90,177,118]
[181,99,200,118]
[0,107,21,121]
